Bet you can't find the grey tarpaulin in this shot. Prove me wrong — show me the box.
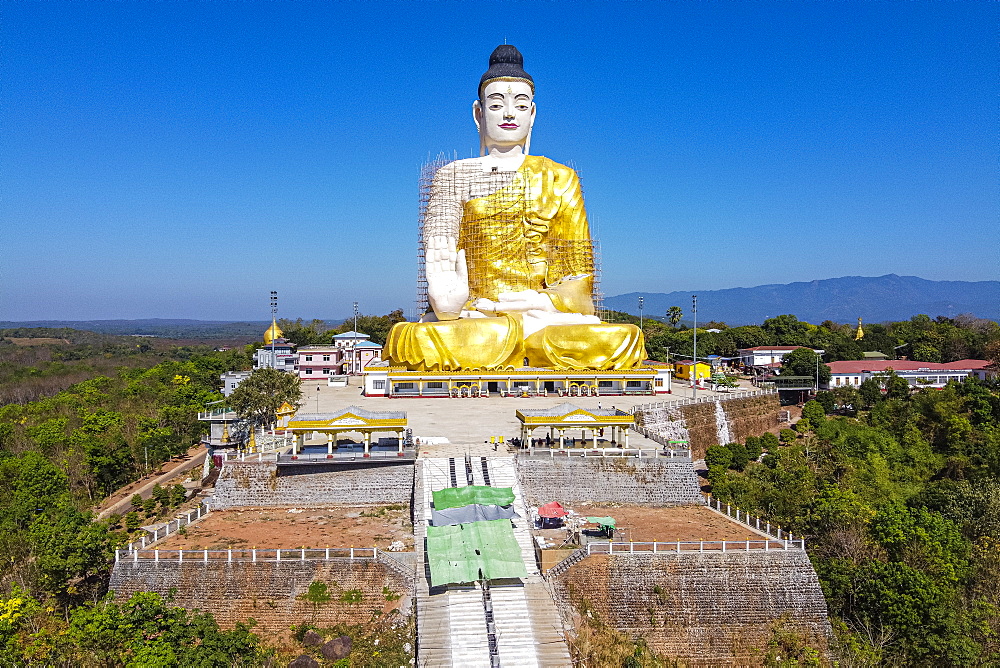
[431,504,519,527]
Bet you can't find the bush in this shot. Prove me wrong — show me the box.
[779,428,798,444]
[728,442,750,471]
[814,391,836,414]
[794,418,813,434]
[151,483,169,509]
[705,444,733,469]
[760,432,780,452]
[744,436,762,461]
[124,511,142,532]
[170,484,187,506]
[706,464,729,485]
[801,400,826,423]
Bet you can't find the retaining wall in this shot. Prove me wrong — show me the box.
[550,551,831,665]
[721,394,782,448]
[637,394,781,459]
[109,557,414,638]
[516,457,703,506]
[213,461,414,508]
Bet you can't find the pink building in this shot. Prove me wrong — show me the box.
[297,331,383,379]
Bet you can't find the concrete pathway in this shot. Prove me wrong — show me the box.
[415,457,571,667]
[96,446,207,520]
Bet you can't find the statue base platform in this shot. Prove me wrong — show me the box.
[362,364,672,399]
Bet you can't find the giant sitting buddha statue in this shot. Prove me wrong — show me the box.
[385,45,645,371]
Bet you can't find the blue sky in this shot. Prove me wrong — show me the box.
[2,1,996,321]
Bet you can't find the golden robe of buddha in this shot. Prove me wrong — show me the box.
[384,46,645,372]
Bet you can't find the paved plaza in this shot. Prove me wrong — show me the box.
[297,377,756,458]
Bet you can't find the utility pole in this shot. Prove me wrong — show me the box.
[638,296,644,332]
[352,301,360,375]
[270,291,278,370]
[666,346,671,394]
[815,351,819,395]
[692,295,698,399]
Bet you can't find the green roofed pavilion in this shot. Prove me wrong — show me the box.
[426,519,528,586]
[432,485,515,511]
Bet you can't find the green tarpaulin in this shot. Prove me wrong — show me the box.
[586,516,617,527]
[432,485,515,511]
[426,519,528,586]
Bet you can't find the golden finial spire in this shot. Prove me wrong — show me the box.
[855,317,865,341]
[264,317,283,344]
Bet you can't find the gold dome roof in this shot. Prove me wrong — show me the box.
[264,318,283,344]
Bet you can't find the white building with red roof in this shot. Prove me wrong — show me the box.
[824,359,992,390]
[737,346,824,368]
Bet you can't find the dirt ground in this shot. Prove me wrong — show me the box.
[154,504,414,551]
[535,504,767,545]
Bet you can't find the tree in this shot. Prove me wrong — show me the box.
[330,309,407,346]
[228,368,302,438]
[779,347,831,385]
[801,400,826,424]
[276,318,329,346]
[762,314,812,346]
[728,442,750,471]
[666,306,683,329]
[705,444,733,469]
[760,432,780,452]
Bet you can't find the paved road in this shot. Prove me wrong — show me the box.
[96,446,207,520]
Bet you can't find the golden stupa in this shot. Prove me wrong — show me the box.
[263,318,283,345]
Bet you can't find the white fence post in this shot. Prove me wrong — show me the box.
[179,550,183,563]
[154,549,159,563]
[203,549,208,563]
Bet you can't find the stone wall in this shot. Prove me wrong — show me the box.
[109,557,415,638]
[636,394,782,459]
[722,394,782,447]
[550,551,831,665]
[516,457,704,506]
[213,461,414,508]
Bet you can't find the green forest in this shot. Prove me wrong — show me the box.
[0,318,998,665]
[606,312,1000,366]
[707,377,1000,665]
[0,330,270,665]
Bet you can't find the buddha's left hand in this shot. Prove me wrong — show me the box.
[474,290,557,314]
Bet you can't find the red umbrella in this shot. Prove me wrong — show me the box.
[538,501,569,518]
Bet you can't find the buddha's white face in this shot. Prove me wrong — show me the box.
[474,80,535,153]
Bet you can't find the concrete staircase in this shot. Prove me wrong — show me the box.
[415,457,572,667]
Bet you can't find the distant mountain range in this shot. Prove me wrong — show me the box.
[4,275,997,336]
[606,275,1000,325]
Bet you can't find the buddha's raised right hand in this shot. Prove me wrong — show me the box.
[426,234,469,320]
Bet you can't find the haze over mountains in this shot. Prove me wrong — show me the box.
[4,275,998,337]
[606,275,1000,325]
